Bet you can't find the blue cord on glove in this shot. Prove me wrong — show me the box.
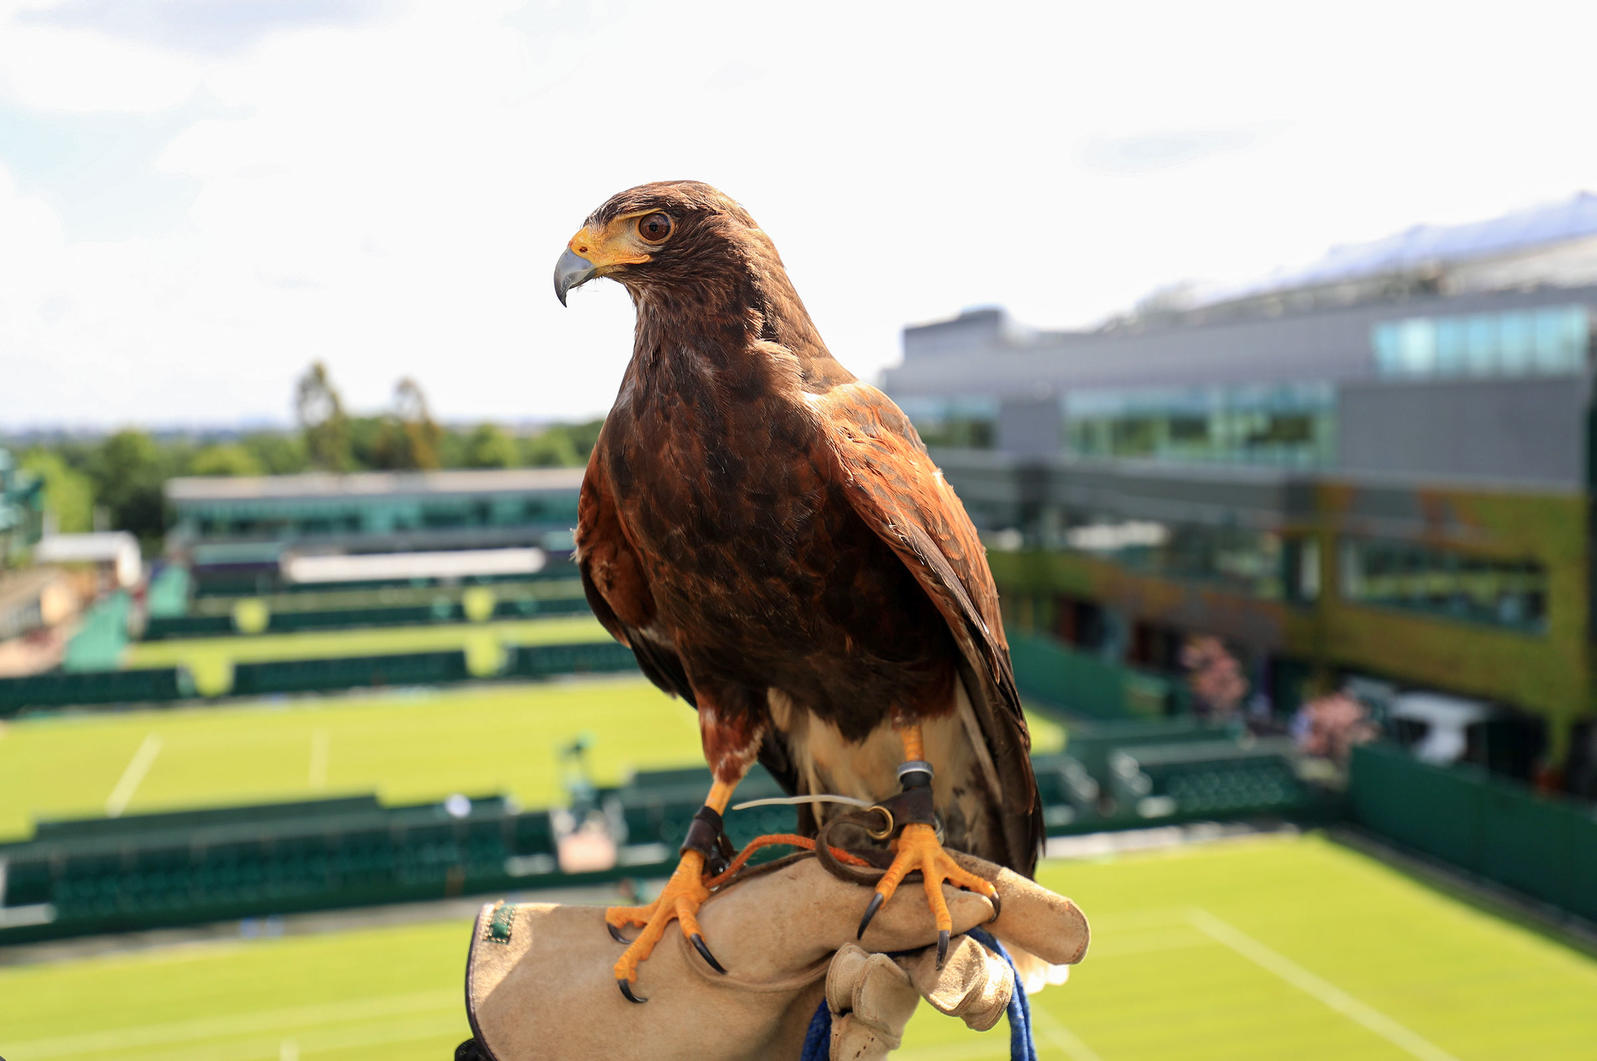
[801,999,832,1061]
[799,929,1037,1061]
[969,928,1038,1061]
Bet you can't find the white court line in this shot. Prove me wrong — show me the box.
[1030,1007,1106,1061]
[1188,909,1461,1061]
[308,729,329,788]
[105,734,162,817]
[279,1039,299,1061]
[116,1013,454,1061]
[10,989,457,1057]
[1086,934,1212,960]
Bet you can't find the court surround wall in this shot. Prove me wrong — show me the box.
[1349,741,1597,923]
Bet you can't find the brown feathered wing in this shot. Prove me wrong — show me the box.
[809,381,1043,876]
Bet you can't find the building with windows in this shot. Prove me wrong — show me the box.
[881,195,1597,783]
[165,468,584,594]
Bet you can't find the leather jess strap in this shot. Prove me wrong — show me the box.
[679,805,737,877]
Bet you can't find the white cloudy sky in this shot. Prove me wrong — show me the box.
[2,0,1595,430]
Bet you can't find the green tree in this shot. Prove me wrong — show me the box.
[295,361,353,472]
[344,416,384,471]
[188,443,265,478]
[564,418,605,461]
[19,449,95,534]
[387,377,442,470]
[520,427,582,467]
[89,429,166,548]
[520,418,604,468]
[240,432,310,475]
[463,422,519,469]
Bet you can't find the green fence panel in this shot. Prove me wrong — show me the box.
[1007,631,1182,720]
[144,596,591,640]
[1479,783,1573,913]
[506,641,637,678]
[1349,743,1485,874]
[1575,808,1597,923]
[512,811,557,856]
[0,666,189,715]
[1350,743,1597,922]
[33,796,383,843]
[229,650,471,696]
[493,596,592,619]
[266,604,453,632]
[1,856,54,905]
[143,614,235,639]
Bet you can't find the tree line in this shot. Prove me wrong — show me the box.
[10,362,602,551]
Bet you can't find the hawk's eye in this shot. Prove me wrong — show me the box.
[636,212,673,244]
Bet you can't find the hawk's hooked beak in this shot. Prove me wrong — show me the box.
[554,221,654,306]
[554,247,597,307]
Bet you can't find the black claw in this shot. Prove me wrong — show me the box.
[988,890,1002,922]
[857,892,886,939]
[937,929,950,969]
[607,922,633,944]
[618,977,647,1004]
[690,933,727,974]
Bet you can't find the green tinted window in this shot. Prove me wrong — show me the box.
[1339,537,1546,633]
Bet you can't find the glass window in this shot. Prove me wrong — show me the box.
[1498,312,1532,374]
[1398,318,1436,374]
[1434,317,1468,375]
[1373,305,1588,378]
[1063,383,1333,468]
[1372,324,1401,374]
[1338,537,1546,634]
[900,395,998,450]
[1286,538,1320,604]
[1060,511,1283,598]
[1464,315,1497,375]
[1530,306,1588,373]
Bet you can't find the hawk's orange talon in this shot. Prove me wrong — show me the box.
[855,822,999,968]
[606,849,723,1001]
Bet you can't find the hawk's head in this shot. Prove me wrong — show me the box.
[553,181,774,306]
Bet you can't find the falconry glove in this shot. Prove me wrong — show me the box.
[459,850,1088,1060]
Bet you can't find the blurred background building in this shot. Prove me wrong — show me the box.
[881,193,1597,787]
[165,468,583,596]
[0,448,46,567]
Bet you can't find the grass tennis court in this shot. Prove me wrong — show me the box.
[5,833,1594,1060]
[122,616,611,693]
[0,678,690,839]
[0,675,1069,840]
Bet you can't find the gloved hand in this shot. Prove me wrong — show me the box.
[461,850,1088,1060]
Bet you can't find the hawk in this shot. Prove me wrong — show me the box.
[554,181,1042,1001]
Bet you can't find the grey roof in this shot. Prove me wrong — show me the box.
[1211,192,1597,302]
